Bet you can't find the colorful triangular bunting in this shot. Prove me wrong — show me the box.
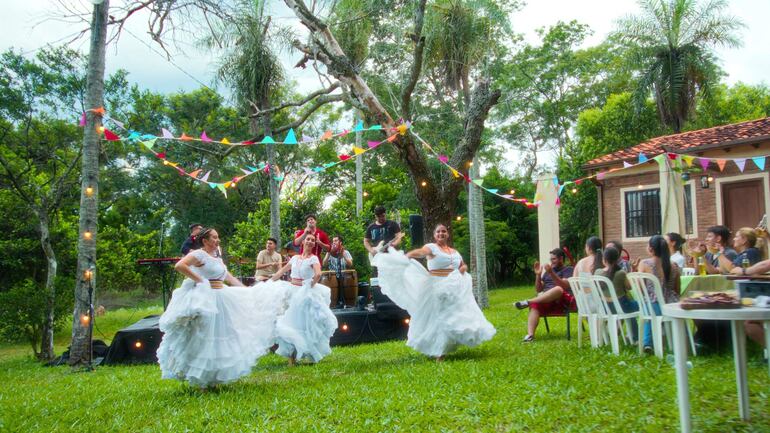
[752,156,766,171]
[283,129,298,145]
[735,158,746,172]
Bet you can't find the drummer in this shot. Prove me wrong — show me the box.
[323,235,353,273]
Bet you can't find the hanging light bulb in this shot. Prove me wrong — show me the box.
[83,231,92,240]
[85,186,94,197]
[83,269,93,281]
[421,180,427,187]
[707,175,714,182]
[80,314,90,326]
[637,184,644,189]
[456,216,462,221]
[571,188,578,194]
[509,189,515,194]
[134,341,142,348]
[363,191,369,197]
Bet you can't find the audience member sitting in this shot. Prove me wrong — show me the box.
[606,240,631,272]
[514,248,574,342]
[638,235,681,353]
[699,225,737,274]
[665,232,686,269]
[595,246,638,342]
[730,225,770,277]
[574,236,603,276]
[716,227,764,274]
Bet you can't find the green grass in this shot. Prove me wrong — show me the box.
[0,287,768,432]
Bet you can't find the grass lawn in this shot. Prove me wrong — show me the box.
[1,286,768,432]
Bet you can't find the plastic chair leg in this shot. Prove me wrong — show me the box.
[653,318,664,359]
[609,316,620,355]
[543,316,550,333]
[577,317,584,348]
[566,311,571,340]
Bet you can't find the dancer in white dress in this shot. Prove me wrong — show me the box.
[371,223,496,360]
[157,228,277,388]
[264,234,338,365]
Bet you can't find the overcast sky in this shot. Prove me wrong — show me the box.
[3,1,769,171]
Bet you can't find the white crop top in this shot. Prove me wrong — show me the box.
[425,243,463,271]
[289,255,320,280]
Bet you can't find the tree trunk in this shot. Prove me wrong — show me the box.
[355,113,363,217]
[36,208,57,361]
[264,119,281,245]
[468,157,489,307]
[69,0,108,367]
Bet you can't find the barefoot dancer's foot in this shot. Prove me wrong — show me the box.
[288,351,297,366]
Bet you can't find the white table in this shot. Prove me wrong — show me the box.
[662,304,770,433]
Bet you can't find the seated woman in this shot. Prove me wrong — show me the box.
[514,248,574,342]
[157,228,278,389]
[665,232,686,269]
[595,246,638,342]
[637,235,681,353]
[573,236,603,276]
[372,223,496,360]
[718,227,765,273]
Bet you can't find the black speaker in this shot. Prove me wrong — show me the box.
[409,214,424,247]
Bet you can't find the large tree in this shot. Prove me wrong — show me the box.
[615,0,744,132]
[281,0,508,236]
[0,48,85,361]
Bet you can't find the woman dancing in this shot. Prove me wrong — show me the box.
[157,227,277,388]
[372,223,496,361]
[265,234,338,366]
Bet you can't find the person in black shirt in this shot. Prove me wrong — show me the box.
[180,223,202,255]
[364,206,402,259]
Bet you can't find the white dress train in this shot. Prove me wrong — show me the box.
[157,249,280,387]
[372,245,496,357]
[261,255,338,363]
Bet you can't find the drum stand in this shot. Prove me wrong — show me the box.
[335,270,346,309]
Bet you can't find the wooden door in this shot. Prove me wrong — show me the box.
[721,179,765,233]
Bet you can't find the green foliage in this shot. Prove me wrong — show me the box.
[614,0,745,132]
[96,226,163,292]
[0,278,73,356]
[1,287,768,431]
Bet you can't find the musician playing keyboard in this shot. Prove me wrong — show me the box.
[364,206,402,269]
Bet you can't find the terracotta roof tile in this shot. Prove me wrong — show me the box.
[584,117,770,168]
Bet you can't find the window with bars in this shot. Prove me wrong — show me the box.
[624,185,695,238]
[625,188,661,238]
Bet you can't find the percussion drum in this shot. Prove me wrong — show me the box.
[336,270,358,307]
[320,271,339,308]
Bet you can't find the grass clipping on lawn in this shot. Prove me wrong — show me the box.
[0,287,768,432]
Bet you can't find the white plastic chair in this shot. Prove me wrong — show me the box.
[628,272,696,358]
[568,276,603,348]
[681,267,695,276]
[590,275,641,355]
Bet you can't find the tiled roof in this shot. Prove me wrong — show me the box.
[584,117,770,169]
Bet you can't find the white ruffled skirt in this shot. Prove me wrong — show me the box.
[372,249,496,357]
[157,279,285,387]
[261,279,338,363]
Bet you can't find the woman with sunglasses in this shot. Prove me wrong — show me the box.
[157,227,278,389]
[265,233,338,366]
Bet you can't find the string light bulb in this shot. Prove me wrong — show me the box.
[341,324,349,331]
[83,269,93,281]
[404,318,410,325]
[134,341,142,349]
[571,188,578,194]
[456,216,462,221]
[637,184,643,189]
[97,126,105,133]
[85,186,94,197]
[80,314,90,325]
[83,231,92,240]
[509,189,515,194]
[162,160,169,165]
[707,175,714,182]
[421,181,427,187]
[467,161,473,167]
[363,191,368,197]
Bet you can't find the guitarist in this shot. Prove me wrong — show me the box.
[364,206,402,274]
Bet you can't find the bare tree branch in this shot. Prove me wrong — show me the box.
[249,82,341,117]
[401,0,427,121]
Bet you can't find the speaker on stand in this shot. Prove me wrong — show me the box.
[409,214,424,247]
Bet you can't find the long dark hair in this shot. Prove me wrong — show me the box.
[649,235,671,283]
[603,247,621,281]
[586,236,603,274]
[192,227,214,249]
[667,232,685,253]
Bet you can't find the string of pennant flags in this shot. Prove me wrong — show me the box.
[80,106,542,206]
[533,150,770,206]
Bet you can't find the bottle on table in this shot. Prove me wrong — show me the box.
[697,256,707,276]
[741,257,750,269]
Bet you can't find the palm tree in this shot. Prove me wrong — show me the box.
[204,0,285,243]
[615,0,744,132]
